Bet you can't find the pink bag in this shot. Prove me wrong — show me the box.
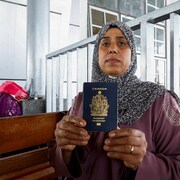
[0,81,29,101]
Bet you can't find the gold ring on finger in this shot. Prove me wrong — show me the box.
[130,145,135,154]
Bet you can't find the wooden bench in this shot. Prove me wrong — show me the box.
[0,111,66,179]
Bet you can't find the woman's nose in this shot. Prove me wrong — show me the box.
[108,43,118,54]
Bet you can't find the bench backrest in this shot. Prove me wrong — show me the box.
[0,111,66,178]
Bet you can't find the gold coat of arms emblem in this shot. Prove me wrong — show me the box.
[90,91,109,116]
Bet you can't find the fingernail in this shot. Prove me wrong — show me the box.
[110,132,115,137]
[79,121,84,126]
[105,139,110,144]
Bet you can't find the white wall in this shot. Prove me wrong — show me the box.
[0,1,27,86]
[0,0,88,89]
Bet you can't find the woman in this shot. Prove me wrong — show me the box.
[49,21,180,180]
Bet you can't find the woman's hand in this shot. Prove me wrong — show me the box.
[55,115,90,164]
[103,128,147,170]
[55,115,90,151]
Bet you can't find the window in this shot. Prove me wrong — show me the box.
[119,0,145,17]
[155,58,166,86]
[90,6,119,36]
[121,15,141,52]
[121,15,132,23]
[121,15,166,85]
[146,0,164,13]
[89,0,118,11]
[154,25,165,57]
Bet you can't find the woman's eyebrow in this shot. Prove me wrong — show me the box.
[116,36,126,39]
[102,36,126,39]
[102,36,110,40]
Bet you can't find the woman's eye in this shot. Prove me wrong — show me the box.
[118,41,126,46]
[101,42,110,47]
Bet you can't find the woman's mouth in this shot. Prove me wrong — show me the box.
[106,58,120,65]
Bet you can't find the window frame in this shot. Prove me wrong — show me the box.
[89,5,119,36]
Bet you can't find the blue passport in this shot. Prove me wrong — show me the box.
[83,82,117,132]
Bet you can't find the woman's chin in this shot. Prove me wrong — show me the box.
[106,73,119,77]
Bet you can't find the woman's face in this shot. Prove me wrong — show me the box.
[98,28,131,76]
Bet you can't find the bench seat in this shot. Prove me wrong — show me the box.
[0,111,66,179]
